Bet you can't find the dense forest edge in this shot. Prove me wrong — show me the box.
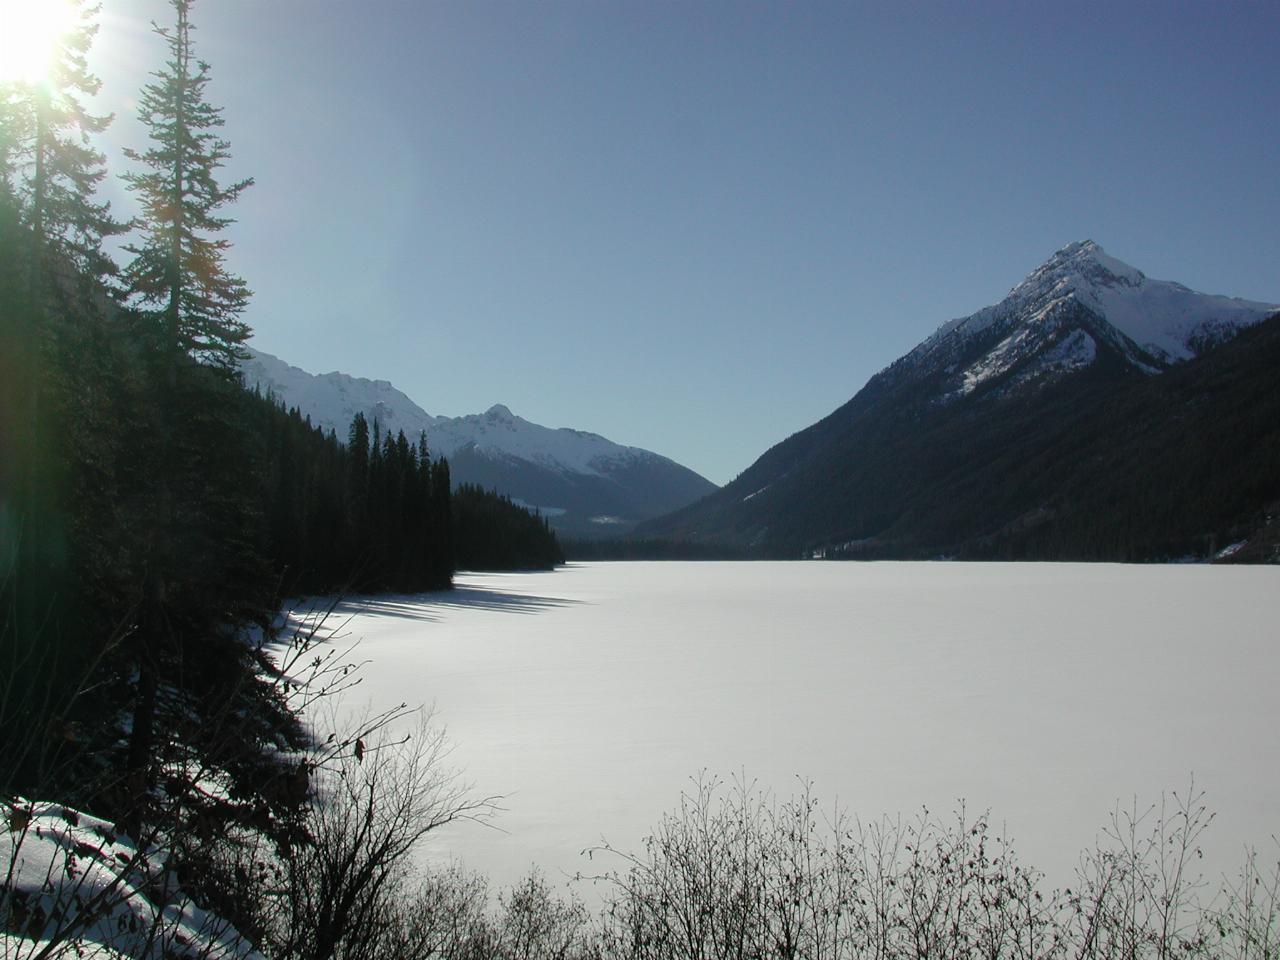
[2,2,1277,959]
[0,0,565,951]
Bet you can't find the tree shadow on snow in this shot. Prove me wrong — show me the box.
[338,586,584,622]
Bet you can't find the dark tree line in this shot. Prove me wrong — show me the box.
[257,405,454,594]
[257,401,563,591]
[255,402,563,592]
[453,484,565,571]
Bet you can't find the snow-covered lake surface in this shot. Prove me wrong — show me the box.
[298,561,1280,898]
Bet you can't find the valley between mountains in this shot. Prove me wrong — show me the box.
[247,240,1280,563]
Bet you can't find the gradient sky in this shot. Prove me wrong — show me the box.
[85,1,1279,485]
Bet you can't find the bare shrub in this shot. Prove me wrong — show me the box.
[258,710,495,960]
[493,870,594,960]
[591,774,775,960]
[882,804,1063,960]
[377,865,494,960]
[1066,783,1214,959]
[1206,842,1280,959]
[589,774,1275,960]
[341,865,596,960]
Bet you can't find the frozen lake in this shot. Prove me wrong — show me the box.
[304,561,1280,897]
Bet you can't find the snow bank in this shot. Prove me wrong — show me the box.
[2,799,261,960]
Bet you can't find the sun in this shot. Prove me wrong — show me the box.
[0,0,80,84]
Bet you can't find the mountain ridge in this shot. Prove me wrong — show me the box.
[240,348,717,538]
[893,239,1275,402]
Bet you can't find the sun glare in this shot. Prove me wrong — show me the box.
[0,0,79,84]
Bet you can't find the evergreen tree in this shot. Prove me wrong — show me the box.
[349,411,371,468]
[115,0,259,830]
[122,0,252,371]
[347,411,370,527]
[431,457,454,580]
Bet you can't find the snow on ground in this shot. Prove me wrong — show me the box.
[2,800,261,960]
[298,562,1280,903]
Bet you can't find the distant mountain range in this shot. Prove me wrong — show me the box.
[638,241,1280,561]
[240,348,716,538]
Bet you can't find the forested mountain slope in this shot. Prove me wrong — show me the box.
[639,243,1280,560]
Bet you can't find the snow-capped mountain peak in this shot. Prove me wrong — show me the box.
[905,240,1278,400]
[1015,239,1145,297]
[985,242,1139,336]
[434,405,646,478]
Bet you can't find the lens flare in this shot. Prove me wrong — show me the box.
[0,0,79,84]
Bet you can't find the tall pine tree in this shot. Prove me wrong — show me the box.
[117,0,261,831]
[123,0,252,371]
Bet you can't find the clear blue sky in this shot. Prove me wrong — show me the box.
[90,1,1278,485]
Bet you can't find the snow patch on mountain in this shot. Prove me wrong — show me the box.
[242,349,436,444]
[1003,329,1099,395]
[1036,328,1098,374]
[961,311,1101,396]
[959,299,1066,394]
